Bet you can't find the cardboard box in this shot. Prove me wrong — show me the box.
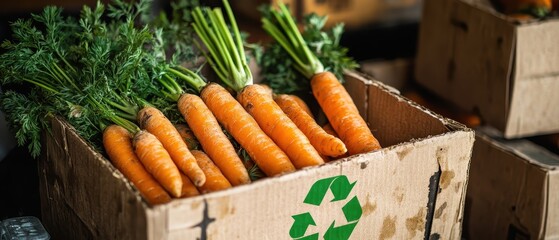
[464,126,559,239]
[38,71,474,239]
[359,58,413,90]
[231,0,421,29]
[415,0,559,139]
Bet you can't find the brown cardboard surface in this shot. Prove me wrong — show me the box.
[548,171,559,239]
[415,0,559,138]
[359,58,412,90]
[39,71,474,239]
[464,126,559,239]
[416,0,514,132]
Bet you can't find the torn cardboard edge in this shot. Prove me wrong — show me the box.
[348,70,469,134]
[476,126,559,169]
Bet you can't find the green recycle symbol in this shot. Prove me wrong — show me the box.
[289,175,362,240]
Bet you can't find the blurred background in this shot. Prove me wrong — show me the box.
[0,0,422,219]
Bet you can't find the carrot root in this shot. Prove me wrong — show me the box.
[192,150,232,193]
[103,125,172,205]
[175,124,200,150]
[201,83,296,176]
[178,93,251,186]
[312,71,381,155]
[275,94,347,157]
[138,106,206,187]
[238,84,324,169]
[133,130,183,198]
[180,173,201,198]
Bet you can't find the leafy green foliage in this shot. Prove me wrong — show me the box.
[257,11,358,94]
[0,0,178,157]
[151,0,200,65]
[0,91,51,157]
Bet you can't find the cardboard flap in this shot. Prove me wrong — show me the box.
[547,171,559,238]
[344,71,450,147]
[477,126,559,169]
[466,129,550,239]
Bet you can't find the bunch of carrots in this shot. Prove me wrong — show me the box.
[0,0,382,206]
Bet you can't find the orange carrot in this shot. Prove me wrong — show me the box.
[191,150,232,193]
[237,84,325,168]
[133,130,183,198]
[312,71,381,155]
[103,125,172,205]
[175,124,200,150]
[178,93,251,186]
[323,123,349,159]
[258,83,274,97]
[192,2,306,172]
[261,4,380,155]
[180,173,200,198]
[137,106,206,187]
[288,94,314,118]
[201,83,296,176]
[257,84,314,118]
[275,94,347,157]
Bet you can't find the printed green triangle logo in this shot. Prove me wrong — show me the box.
[290,175,362,240]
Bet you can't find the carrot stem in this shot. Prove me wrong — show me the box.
[261,3,324,78]
[191,0,252,92]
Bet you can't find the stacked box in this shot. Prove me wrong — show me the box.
[415,0,559,238]
[415,0,559,139]
[39,71,474,239]
[231,0,421,29]
[465,127,559,239]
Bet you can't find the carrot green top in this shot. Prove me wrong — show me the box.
[191,0,252,93]
[261,3,324,79]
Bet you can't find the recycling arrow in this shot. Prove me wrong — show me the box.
[323,221,358,240]
[289,212,316,238]
[342,196,362,222]
[291,175,362,240]
[303,175,356,206]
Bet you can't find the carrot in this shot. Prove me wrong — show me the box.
[193,1,310,173]
[262,3,381,155]
[288,94,314,118]
[323,123,349,159]
[132,130,183,197]
[238,84,325,168]
[201,83,296,176]
[178,93,251,186]
[312,72,381,155]
[191,150,232,193]
[137,106,206,187]
[103,125,171,205]
[175,124,199,150]
[180,173,200,198]
[275,94,346,157]
[258,83,274,97]
[260,83,314,117]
